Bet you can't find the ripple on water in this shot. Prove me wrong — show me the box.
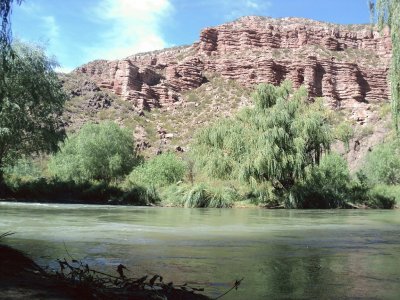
[2,203,400,299]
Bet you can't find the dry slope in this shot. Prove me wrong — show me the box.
[63,16,393,168]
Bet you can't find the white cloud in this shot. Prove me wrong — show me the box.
[15,3,60,43]
[86,0,173,61]
[41,16,59,40]
[55,66,73,74]
[223,0,272,20]
[18,2,41,14]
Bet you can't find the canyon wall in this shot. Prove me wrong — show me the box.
[75,16,391,116]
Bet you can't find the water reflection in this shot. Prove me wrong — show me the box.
[1,202,400,299]
[258,247,342,299]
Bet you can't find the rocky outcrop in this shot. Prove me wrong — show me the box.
[198,17,391,57]
[60,74,113,110]
[74,16,391,114]
[68,80,100,97]
[77,55,205,111]
[197,17,390,108]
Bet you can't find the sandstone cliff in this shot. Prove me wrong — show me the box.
[75,16,391,118]
[69,16,393,170]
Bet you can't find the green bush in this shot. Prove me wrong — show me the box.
[3,177,158,205]
[2,157,42,183]
[291,153,351,208]
[192,81,331,193]
[159,183,238,208]
[184,184,210,208]
[49,122,137,183]
[349,171,370,204]
[244,181,279,207]
[183,184,238,208]
[365,188,396,209]
[370,184,400,204]
[127,152,186,188]
[0,41,67,186]
[207,186,238,208]
[158,183,187,206]
[335,121,354,150]
[117,185,160,206]
[348,172,397,208]
[363,140,400,185]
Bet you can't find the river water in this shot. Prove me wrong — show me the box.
[1,202,400,299]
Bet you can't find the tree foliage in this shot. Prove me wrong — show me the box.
[2,156,42,181]
[292,153,351,208]
[374,0,400,134]
[0,0,21,46]
[192,81,332,191]
[335,120,354,151]
[182,184,237,208]
[127,152,186,188]
[0,41,67,175]
[1,0,22,101]
[0,1,66,190]
[363,139,400,185]
[49,122,137,183]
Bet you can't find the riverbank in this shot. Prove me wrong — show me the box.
[0,243,76,299]
[2,161,400,209]
[0,242,210,300]
[0,197,398,209]
[1,173,399,209]
[0,179,157,206]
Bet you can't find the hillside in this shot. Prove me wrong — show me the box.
[61,16,393,170]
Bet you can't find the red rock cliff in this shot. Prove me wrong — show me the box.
[75,16,391,113]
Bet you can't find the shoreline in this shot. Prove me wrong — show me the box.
[1,198,397,209]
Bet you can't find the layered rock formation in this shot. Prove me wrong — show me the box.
[75,16,391,116]
[76,48,205,111]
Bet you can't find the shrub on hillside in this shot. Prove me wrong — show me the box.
[335,121,354,151]
[2,157,43,184]
[127,152,186,188]
[49,122,137,183]
[192,81,332,198]
[363,140,400,185]
[291,153,351,208]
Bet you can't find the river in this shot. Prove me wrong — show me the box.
[1,202,400,299]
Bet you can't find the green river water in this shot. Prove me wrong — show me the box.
[1,202,400,299]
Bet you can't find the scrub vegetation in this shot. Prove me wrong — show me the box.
[2,79,398,208]
[1,0,399,209]
[48,121,137,184]
[374,0,400,134]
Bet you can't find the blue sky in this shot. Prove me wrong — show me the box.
[12,0,373,72]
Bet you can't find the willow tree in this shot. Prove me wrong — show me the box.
[1,0,21,43]
[1,0,22,99]
[0,42,67,182]
[49,122,137,184]
[374,0,400,135]
[0,0,68,190]
[192,81,331,192]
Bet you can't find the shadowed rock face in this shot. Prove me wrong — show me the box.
[74,16,391,113]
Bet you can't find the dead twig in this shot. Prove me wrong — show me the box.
[213,277,244,300]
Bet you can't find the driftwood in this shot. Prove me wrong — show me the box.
[53,256,210,300]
